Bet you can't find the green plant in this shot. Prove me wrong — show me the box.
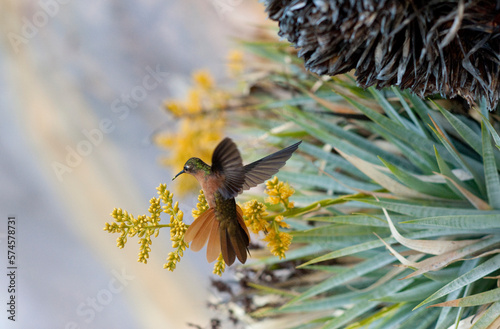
[104,32,500,328]
[218,38,500,329]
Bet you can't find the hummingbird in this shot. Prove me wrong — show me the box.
[173,138,301,265]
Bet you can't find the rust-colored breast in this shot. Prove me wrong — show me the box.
[198,173,224,209]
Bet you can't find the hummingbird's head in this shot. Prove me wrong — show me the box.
[172,158,207,180]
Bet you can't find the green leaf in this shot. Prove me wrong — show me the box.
[434,258,479,329]
[434,103,483,155]
[307,214,410,227]
[284,109,382,165]
[482,123,500,209]
[392,87,428,137]
[298,141,365,178]
[375,281,445,302]
[342,96,458,165]
[431,287,500,308]
[415,253,500,309]
[435,103,500,169]
[434,146,472,201]
[322,299,377,329]
[478,111,500,150]
[291,224,389,237]
[287,252,397,305]
[298,228,486,267]
[363,121,437,173]
[369,87,407,128]
[379,157,456,198]
[247,244,325,266]
[402,214,500,230]
[404,91,435,132]
[287,106,416,171]
[275,291,363,314]
[321,278,413,329]
[399,307,440,329]
[240,40,294,63]
[322,169,380,191]
[372,303,419,329]
[338,150,431,199]
[264,92,343,109]
[291,233,377,246]
[470,301,500,329]
[355,198,499,216]
[277,171,355,194]
[430,125,487,198]
[298,240,391,267]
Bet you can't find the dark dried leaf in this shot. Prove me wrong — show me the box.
[265,0,500,110]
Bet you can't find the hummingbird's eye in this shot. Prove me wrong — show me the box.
[184,165,190,172]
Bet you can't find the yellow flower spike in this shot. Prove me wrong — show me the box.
[227,50,244,76]
[274,215,291,229]
[213,253,226,276]
[192,69,215,91]
[263,229,292,260]
[164,252,179,271]
[157,69,226,197]
[162,195,187,270]
[106,183,191,272]
[192,190,209,218]
[266,196,281,205]
[164,100,185,117]
[242,199,269,234]
[265,177,295,209]
[186,89,203,114]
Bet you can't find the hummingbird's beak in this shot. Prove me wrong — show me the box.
[172,170,185,181]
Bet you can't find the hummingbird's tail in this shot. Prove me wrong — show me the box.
[184,206,250,265]
[184,208,221,263]
[220,205,250,265]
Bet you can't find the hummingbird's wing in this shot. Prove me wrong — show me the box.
[242,141,301,191]
[211,138,246,199]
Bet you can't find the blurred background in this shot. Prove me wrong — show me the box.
[0,1,267,328]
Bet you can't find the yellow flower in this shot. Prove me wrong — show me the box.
[186,89,203,114]
[263,230,292,259]
[157,184,189,271]
[164,100,184,117]
[164,252,180,271]
[156,68,231,197]
[265,176,295,209]
[274,215,290,229]
[227,50,244,76]
[213,253,226,276]
[240,179,297,259]
[105,184,179,266]
[192,69,214,91]
[242,199,269,234]
[192,190,209,219]
[156,118,223,196]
